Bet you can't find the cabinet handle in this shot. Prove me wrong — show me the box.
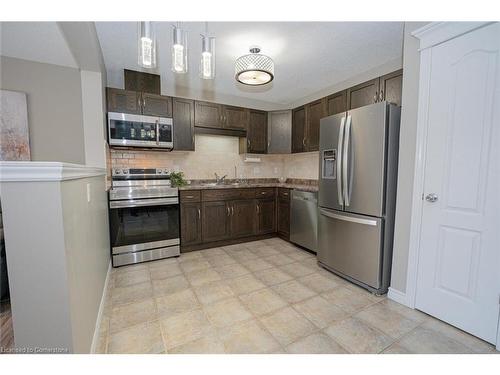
[247,139,250,148]
[231,206,234,215]
[227,206,230,216]
[379,90,384,102]
[256,204,260,214]
[373,92,378,103]
[185,195,194,199]
[198,208,201,220]
[302,138,306,147]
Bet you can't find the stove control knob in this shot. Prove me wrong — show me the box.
[164,169,170,175]
[122,169,128,175]
[114,169,121,175]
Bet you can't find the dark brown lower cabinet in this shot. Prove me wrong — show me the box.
[202,201,230,242]
[256,198,276,235]
[180,188,286,251]
[180,202,202,246]
[277,188,290,239]
[229,199,256,238]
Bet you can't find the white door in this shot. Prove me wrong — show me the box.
[416,23,500,344]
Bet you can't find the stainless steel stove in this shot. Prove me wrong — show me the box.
[109,168,180,267]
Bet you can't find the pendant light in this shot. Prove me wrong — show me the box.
[137,21,156,69]
[235,46,274,86]
[172,23,188,74]
[200,23,216,80]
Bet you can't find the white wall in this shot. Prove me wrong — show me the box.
[81,70,107,168]
[0,168,109,353]
[390,22,429,294]
[0,56,86,164]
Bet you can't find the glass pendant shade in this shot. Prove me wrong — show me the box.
[235,47,274,85]
[200,35,216,79]
[137,22,156,69]
[172,25,188,74]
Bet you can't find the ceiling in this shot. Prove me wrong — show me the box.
[97,22,404,109]
[0,22,78,68]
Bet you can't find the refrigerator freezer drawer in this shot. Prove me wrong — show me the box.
[317,208,383,290]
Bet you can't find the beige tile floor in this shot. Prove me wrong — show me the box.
[96,238,497,354]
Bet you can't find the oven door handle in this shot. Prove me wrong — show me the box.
[110,197,179,209]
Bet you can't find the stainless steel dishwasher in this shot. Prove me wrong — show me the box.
[290,190,318,252]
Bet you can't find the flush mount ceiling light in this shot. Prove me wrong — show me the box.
[137,21,156,69]
[235,46,274,86]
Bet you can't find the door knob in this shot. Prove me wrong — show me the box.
[425,193,438,203]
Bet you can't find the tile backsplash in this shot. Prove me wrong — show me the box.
[111,134,319,180]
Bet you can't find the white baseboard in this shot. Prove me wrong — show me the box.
[387,287,410,307]
[90,261,111,354]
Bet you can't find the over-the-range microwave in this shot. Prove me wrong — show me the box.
[107,112,173,149]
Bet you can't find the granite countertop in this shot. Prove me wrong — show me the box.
[179,179,318,193]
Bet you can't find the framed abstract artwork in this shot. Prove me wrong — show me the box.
[0,89,31,161]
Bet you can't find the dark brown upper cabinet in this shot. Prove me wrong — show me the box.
[305,98,327,152]
[106,88,141,114]
[194,101,223,128]
[292,106,306,153]
[380,69,403,106]
[106,88,172,117]
[326,90,348,116]
[142,92,172,117]
[229,199,256,238]
[246,110,268,154]
[180,202,202,248]
[223,105,249,130]
[347,78,380,110]
[124,69,160,94]
[173,98,195,151]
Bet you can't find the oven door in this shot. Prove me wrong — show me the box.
[108,112,173,149]
[109,197,180,255]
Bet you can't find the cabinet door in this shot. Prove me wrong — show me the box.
[268,110,292,154]
[247,110,267,154]
[180,202,202,247]
[124,69,160,94]
[223,105,249,130]
[229,200,256,238]
[202,201,230,242]
[326,90,347,116]
[306,98,326,152]
[141,93,173,117]
[277,200,290,239]
[195,101,222,128]
[347,78,380,110]
[380,69,403,106]
[173,98,195,151]
[106,88,141,114]
[292,106,306,153]
[257,198,276,234]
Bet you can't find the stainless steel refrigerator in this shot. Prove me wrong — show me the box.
[317,101,400,295]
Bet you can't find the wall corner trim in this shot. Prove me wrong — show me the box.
[0,161,105,182]
[387,287,411,307]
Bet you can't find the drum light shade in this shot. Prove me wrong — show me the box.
[235,47,274,86]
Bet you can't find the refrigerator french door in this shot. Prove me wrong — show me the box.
[317,102,400,294]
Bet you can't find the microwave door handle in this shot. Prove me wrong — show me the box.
[156,120,159,145]
[337,116,346,206]
[343,114,352,206]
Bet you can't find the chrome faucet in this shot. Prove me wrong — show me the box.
[214,172,227,185]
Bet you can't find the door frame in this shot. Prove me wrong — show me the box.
[398,22,499,349]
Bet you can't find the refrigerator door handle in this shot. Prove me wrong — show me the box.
[343,114,352,206]
[319,208,378,226]
[337,116,346,206]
